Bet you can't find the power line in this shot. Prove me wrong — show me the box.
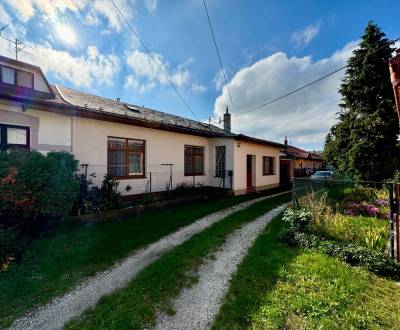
[201,0,242,132]
[109,0,200,121]
[235,36,400,117]
[201,0,233,107]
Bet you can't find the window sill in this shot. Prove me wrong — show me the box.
[262,173,275,176]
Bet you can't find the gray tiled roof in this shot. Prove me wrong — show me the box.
[56,85,235,137]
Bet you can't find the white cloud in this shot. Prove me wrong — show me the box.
[124,50,193,92]
[7,43,120,88]
[291,23,320,48]
[4,0,133,33]
[213,41,358,149]
[213,69,225,91]
[191,83,207,93]
[90,0,133,32]
[143,0,158,12]
[5,0,84,22]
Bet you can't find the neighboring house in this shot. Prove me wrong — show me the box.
[0,55,285,195]
[281,138,324,177]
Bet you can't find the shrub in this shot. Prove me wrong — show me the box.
[0,149,79,229]
[0,226,26,271]
[282,208,312,232]
[73,174,121,215]
[283,231,400,280]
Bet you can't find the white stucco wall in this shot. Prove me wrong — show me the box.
[0,101,72,152]
[73,116,218,194]
[233,140,280,193]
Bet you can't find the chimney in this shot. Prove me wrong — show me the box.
[224,106,231,132]
[284,136,288,151]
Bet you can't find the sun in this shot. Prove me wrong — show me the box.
[55,23,76,45]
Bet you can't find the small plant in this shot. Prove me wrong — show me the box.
[282,208,312,232]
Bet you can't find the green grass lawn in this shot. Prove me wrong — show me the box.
[0,192,274,328]
[213,214,400,329]
[66,193,291,330]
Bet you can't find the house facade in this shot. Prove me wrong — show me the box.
[0,55,284,195]
[281,139,324,177]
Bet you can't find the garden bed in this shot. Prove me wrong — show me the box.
[213,215,400,329]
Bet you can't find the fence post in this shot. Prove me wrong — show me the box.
[292,177,296,208]
[149,172,152,193]
[395,183,400,262]
[389,182,395,259]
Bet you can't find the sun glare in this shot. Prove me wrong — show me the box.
[55,23,76,45]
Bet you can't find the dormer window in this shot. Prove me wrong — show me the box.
[17,70,34,88]
[1,66,15,85]
[1,65,33,89]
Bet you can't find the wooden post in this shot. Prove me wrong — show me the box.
[396,184,400,262]
[389,183,395,259]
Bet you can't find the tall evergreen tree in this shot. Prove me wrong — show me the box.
[324,22,400,181]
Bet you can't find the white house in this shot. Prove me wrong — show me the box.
[0,55,285,195]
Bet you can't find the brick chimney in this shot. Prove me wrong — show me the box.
[389,48,400,124]
[224,106,231,132]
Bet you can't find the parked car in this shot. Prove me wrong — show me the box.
[310,170,333,180]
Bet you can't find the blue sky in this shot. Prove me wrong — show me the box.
[0,0,399,150]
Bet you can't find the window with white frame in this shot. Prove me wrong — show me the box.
[0,124,30,151]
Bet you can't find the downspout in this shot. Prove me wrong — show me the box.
[389,49,400,125]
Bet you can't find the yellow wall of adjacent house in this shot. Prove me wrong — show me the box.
[294,159,323,169]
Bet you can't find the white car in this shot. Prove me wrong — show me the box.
[310,170,333,180]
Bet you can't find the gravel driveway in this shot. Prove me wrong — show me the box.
[10,192,287,330]
[154,203,288,330]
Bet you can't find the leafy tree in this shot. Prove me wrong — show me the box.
[324,22,400,181]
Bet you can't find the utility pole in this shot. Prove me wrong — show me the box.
[0,25,30,60]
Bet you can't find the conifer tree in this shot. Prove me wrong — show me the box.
[324,22,400,180]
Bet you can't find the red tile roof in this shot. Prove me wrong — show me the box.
[286,145,323,161]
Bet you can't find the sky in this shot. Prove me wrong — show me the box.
[0,0,399,150]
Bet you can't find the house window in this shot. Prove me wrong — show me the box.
[263,156,275,175]
[0,124,30,151]
[107,137,145,178]
[215,146,226,178]
[1,66,15,85]
[1,65,34,89]
[184,145,204,176]
[17,70,34,89]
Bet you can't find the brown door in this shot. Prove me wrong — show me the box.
[247,155,252,188]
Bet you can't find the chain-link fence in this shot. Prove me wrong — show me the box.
[76,164,233,196]
[292,177,400,261]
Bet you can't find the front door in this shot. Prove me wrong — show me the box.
[247,155,252,188]
[280,160,290,184]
